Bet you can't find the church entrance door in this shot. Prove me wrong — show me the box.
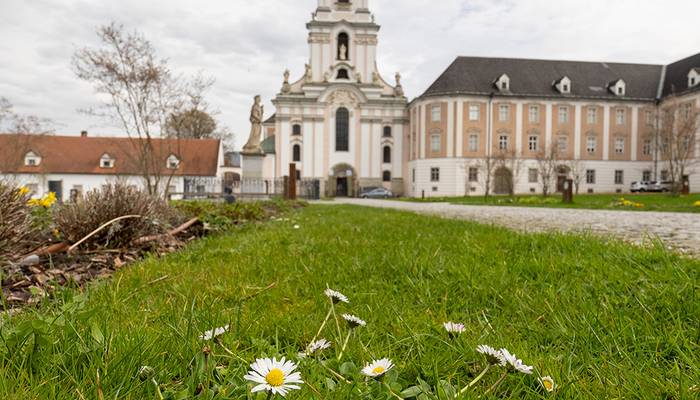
[336,178,349,197]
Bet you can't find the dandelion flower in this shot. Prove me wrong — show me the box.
[324,289,349,304]
[538,376,557,392]
[199,325,229,341]
[341,313,366,328]
[443,321,466,336]
[244,357,303,397]
[476,345,506,366]
[500,348,533,374]
[361,358,394,378]
[693,200,700,207]
[306,338,331,354]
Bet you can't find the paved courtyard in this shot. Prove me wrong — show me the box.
[330,198,700,257]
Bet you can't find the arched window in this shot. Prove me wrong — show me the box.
[383,171,392,182]
[292,124,301,136]
[337,32,349,60]
[336,69,349,80]
[292,144,301,162]
[335,108,349,151]
[383,146,391,163]
[383,126,392,138]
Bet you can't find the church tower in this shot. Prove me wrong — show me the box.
[265,0,408,197]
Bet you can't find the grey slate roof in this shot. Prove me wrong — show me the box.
[662,52,700,96]
[420,56,664,101]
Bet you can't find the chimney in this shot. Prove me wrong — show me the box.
[81,130,88,137]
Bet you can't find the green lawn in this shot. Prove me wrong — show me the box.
[1,205,698,399]
[404,193,700,213]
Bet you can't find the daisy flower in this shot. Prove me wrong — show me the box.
[244,357,304,397]
[500,348,533,374]
[341,313,366,328]
[324,288,349,304]
[443,321,466,336]
[538,376,557,392]
[361,358,394,378]
[199,325,229,341]
[306,338,332,354]
[476,345,506,366]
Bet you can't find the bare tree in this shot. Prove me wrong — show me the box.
[494,149,523,196]
[73,23,197,197]
[654,96,700,195]
[565,158,586,195]
[535,144,560,197]
[0,97,54,135]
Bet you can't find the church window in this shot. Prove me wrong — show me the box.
[383,126,392,137]
[292,124,301,136]
[337,32,349,61]
[383,146,391,163]
[383,171,391,182]
[335,107,349,151]
[336,69,349,80]
[292,144,301,162]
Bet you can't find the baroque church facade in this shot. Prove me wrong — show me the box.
[262,0,700,197]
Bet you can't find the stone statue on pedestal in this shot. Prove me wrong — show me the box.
[394,72,405,97]
[339,44,347,60]
[281,69,291,94]
[304,64,313,83]
[242,95,264,155]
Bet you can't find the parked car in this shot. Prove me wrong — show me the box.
[630,181,651,192]
[361,187,393,199]
[648,181,673,192]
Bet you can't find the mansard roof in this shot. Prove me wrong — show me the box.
[420,56,663,101]
[662,52,700,96]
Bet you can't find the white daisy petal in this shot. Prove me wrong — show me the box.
[342,313,367,328]
[476,345,507,366]
[361,358,395,378]
[324,289,349,304]
[443,321,466,335]
[500,348,534,374]
[244,357,304,396]
[198,325,229,341]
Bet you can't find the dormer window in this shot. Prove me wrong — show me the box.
[495,74,510,92]
[167,154,180,169]
[555,76,572,94]
[610,79,626,96]
[688,69,700,88]
[24,151,41,166]
[100,153,115,169]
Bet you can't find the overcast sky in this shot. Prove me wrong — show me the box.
[1,0,698,149]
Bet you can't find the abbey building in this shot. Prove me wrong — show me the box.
[261,0,700,197]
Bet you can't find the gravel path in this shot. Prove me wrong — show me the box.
[328,198,700,257]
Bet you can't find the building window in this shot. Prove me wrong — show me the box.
[383,146,391,163]
[431,105,441,122]
[336,68,349,80]
[468,167,478,182]
[430,132,441,152]
[468,134,479,152]
[26,183,39,195]
[167,155,180,169]
[586,169,596,184]
[383,171,391,182]
[661,170,669,181]
[642,139,652,156]
[292,144,301,162]
[558,106,569,123]
[383,126,392,137]
[430,167,440,182]
[528,135,539,152]
[557,136,568,153]
[292,124,302,136]
[469,105,480,121]
[614,170,624,185]
[587,107,597,124]
[614,137,625,154]
[24,151,40,166]
[498,135,509,151]
[645,110,654,126]
[335,107,349,151]
[498,104,510,122]
[528,168,538,183]
[529,105,539,123]
[586,136,597,154]
[642,170,652,182]
[616,109,626,125]
[412,168,416,183]
[100,154,115,169]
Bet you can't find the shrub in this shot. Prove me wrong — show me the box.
[54,183,175,249]
[0,182,35,265]
[173,199,306,231]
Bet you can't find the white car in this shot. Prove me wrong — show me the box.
[630,181,650,192]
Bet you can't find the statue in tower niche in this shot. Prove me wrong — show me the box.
[281,69,291,94]
[242,95,264,155]
[339,44,348,61]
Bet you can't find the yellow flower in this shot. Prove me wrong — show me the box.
[18,186,30,196]
[694,201,700,207]
[41,192,57,207]
[27,198,42,207]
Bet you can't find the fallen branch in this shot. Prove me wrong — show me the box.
[68,215,143,253]
[132,217,199,245]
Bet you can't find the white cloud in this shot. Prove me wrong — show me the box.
[0,0,698,149]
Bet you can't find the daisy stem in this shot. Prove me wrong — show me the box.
[482,370,508,397]
[311,305,333,344]
[319,361,352,384]
[382,381,403,400]
[151,378,163,400]
[458,364,490,396]
[265,392,273,400]
[337,329,352,362]
[330,301,342,339]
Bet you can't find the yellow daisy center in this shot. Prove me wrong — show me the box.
[372,366,385,375]
[265,368,285,387]
[543,380,554,391]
